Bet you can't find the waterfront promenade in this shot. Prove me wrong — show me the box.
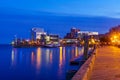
[90,46,120,80]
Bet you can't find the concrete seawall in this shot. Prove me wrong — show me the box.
[72,50,96,80]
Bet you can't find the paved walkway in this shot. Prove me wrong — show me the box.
[90,46,120,80]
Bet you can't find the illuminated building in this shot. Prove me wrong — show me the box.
[47,34,60,44]
[49,34,59,42]
[63,27,98,46]
[77,31,99,39]
[31,27,47,40]
[64,27,98,39]
[64,27,80,39]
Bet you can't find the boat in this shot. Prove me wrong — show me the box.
[43,43,60,48]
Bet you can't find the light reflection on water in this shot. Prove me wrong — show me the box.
[36,47,41,72]
[75,47,78,57]
[59,47,63,68]
[31,51,34,66]
[1,45,83,80]
[11,48,17,66]
[63,47,66,62]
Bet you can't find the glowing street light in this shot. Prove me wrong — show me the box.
[110,34,120,45]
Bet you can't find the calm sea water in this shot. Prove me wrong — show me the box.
[0,45,84,80]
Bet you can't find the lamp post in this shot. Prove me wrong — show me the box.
[83,35,89,60]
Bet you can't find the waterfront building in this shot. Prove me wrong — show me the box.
[31,27,47,41]
[47,34,60,44]
[63,27,80,46]
[63,27,99,46]
[64,27,80,39]
[77,31,99,39]
[40,34,47,45]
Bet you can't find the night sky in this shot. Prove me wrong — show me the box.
[1,0,120,44]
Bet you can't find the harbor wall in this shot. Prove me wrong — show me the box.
[72,50,96,80]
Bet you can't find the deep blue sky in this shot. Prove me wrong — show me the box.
[1,0,120,44]
[1,0,120,17]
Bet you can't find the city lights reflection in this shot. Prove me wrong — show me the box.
[31,52,35,65]
[75,47,78,57]
[45,49,53,64]
[36,47,41,70]
[63,47,66,61]
[79,47,84,55]
[50,50,53,64]
[59,47,63,67]
[11,48,17,66]
[11,49,15,65]
[9,46,84,80]
[46,49,50,64]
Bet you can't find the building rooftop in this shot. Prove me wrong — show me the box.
[32,27,44,32]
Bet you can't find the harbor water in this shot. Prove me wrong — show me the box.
[0,45,84,80]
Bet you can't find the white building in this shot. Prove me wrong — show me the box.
[31,27,47,40]
[77,31,98,36]
[77,31,98,39]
